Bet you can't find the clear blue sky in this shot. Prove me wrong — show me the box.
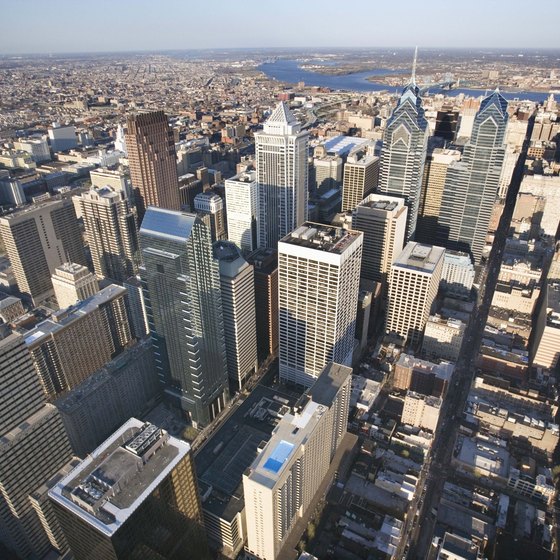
[1,0,559,54]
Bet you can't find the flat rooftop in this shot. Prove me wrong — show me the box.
[49,418,190,537]
[24,284,126,347]
[280,222,362,255]
[322,135,369,157]
[394,242,445,274]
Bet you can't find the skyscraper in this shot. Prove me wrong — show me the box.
[214,241,258,391]
[80,186,139,282]
[225,170,258,253]
[278,223,362,387]
[125,111,181,219]
[139,207,229,427]
[25,285,133,398]
[378,50,429,239]
[437,90,508,263]
[256,102,308,248]
[352,194,407,285]
[194,191,227,242]
[243,363,351,560]
[51,262,100,309]
[0,331,73,559]
[386,242,445,348]
[0,197,86,305]
[49,418,209,560]
[341,145,379,211]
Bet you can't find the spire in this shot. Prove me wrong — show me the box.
[411,46,418,85]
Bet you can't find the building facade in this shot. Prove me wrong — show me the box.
[225,170,258,253]
[51,262,100,309]
[341,146,379,211]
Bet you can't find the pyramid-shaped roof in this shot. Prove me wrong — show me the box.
[479,89,508,119]
[266,101,298,126]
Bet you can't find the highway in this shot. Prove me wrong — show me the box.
[405,108,537,560]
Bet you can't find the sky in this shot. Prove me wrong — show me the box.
[1,0,559,54]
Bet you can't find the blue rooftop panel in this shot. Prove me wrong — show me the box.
[263,440,294,474]
[140,207,196,243]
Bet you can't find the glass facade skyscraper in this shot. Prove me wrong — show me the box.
[437,90,508,263]
[139,207,229,427]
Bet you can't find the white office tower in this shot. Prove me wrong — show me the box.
[0,332,73,559]
[278,223,362,387]
[352,194,407,285]
[386,242,445,348]
[243,363,351,560]
[48,123,78,153]
[114,123,127,154]
[256,102,308,248]
[51,262,99,309]
[225,170,258,252]
[214,241,258,391]
[440,250,475,298]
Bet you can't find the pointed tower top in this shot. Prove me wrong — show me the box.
[267,101,298,126]
[411,46,418,85]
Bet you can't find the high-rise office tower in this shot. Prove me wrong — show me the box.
[80,186,139,282]
[0,198,86,305]
[214,241,258,391]
[312,154,343,194]
[125,110,181,220]
[278,223,362,387]
[123,275,150,338]
[352,194,407,285]
[194,191,227,242]
[225,170,258,252]
[139,207,229,427]
[256,102,308,248]
[416,148,461,244]
[0,331,73,559]
[89,167,133,201]
[49,418,209,560]
[246,248,279,362]
[437,90,508,263]
[51,262,99,309]
[434,106,459,142]
[25,285,133,398]
[243,363,351,560]
[341,145,379,211]
[386,242,445,348]
[48,123,77,152]
[378,51,428,239]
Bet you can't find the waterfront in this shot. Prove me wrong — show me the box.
[259,59,556,102]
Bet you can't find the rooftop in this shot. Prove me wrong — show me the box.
[49,419,190,537]
[322,135,369,157]
[280,222,362,255]
[139,206,196,244]
[394,242,445,274]
[357,193,406,214]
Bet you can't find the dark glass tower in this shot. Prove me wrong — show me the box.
[437,90,508,263]
[139,207,229,427]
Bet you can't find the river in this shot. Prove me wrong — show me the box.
[259,59,555,103]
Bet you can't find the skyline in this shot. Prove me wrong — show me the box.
[2,0,560,54]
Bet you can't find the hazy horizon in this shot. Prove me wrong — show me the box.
[1,0,559,55]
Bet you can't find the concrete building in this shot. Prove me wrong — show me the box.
[55,338,159,457]
[247,248,279,362]
[422,315,466,362]
[49,419,209,560]
[278,223,362,387]
[378,73,429,239]
[25,285,133,399]
[243,363,351,560]
[48,123,77,152]
[51,262,100,309]
[440,250,475,298]
[225,170,258,253]
[139,207,229,427]
[312,154,342,195]
[386,243,445,348]
[532,281,560,371]
[437,532,480,560]
[438,91,508,263]
[256,102,308,248]
[0,294,24,322]
[14,135,51,163]
[89,168,132,200]
[352,194,407,285]
[402,391,442,431]
[0,332,73,559]
[341,146,379,211]
[125,110,181,220]
[214,242,258,391]
[0,198,86,305]
[194,191,227,242]
[417,148,461,245]
[80,186,139,282]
